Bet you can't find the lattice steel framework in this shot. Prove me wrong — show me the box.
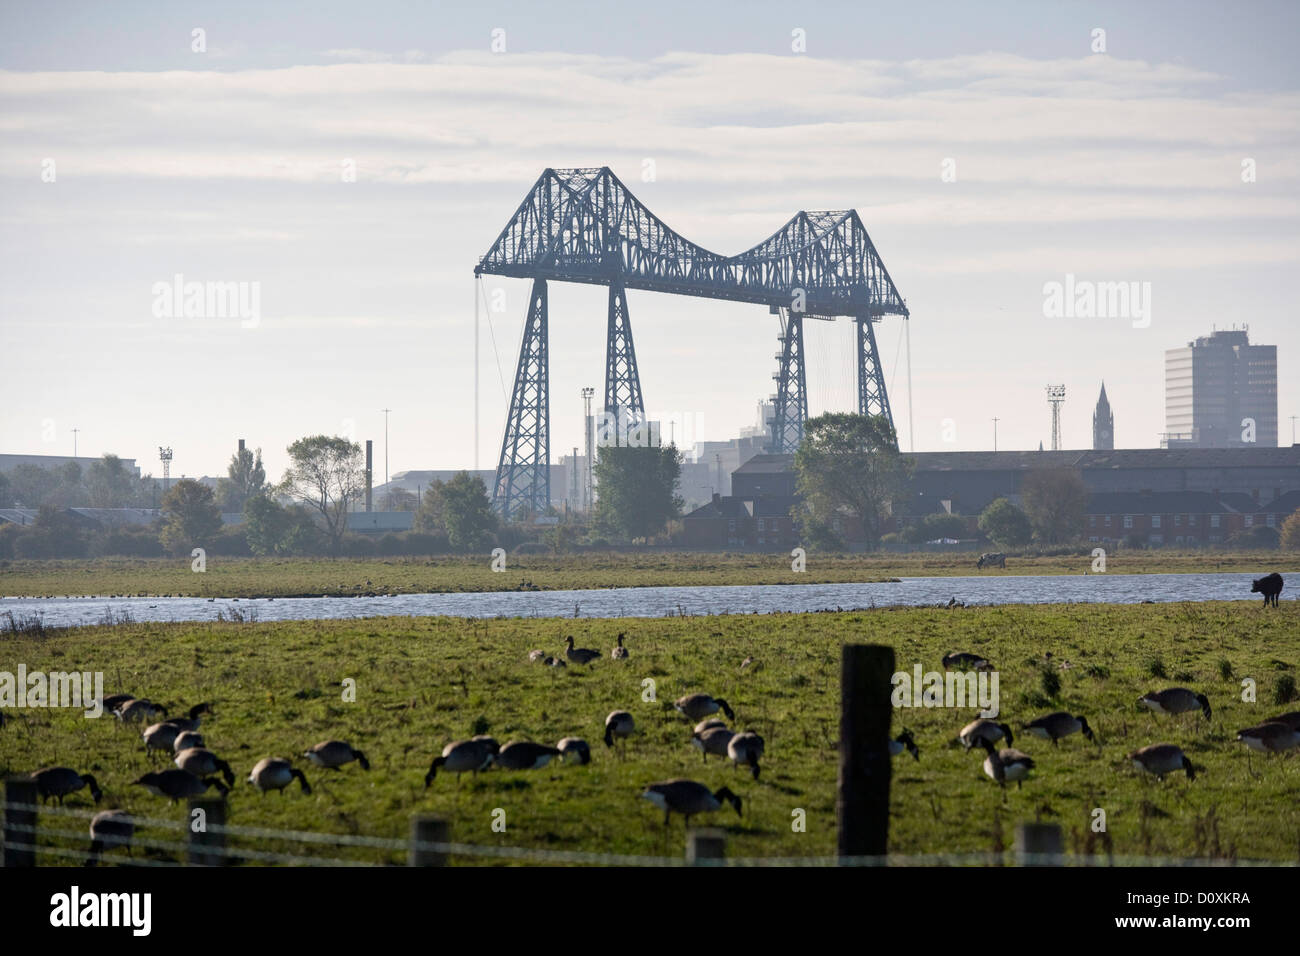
[476,167,909,520]
[769,309,808,454]
[494,279,550,520]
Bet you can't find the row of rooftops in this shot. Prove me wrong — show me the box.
[734,446,1300,475]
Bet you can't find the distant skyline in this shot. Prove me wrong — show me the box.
[2,0,1297,482]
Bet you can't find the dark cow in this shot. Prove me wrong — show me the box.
[977,552,1006,569]
[1251,573,1283,607]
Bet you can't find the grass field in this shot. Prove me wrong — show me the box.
[2,601,1298,865]
[1,549,1293,599]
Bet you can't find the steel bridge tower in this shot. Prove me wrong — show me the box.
[476,168,909,522]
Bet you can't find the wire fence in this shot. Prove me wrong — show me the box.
[3,797,1293,868]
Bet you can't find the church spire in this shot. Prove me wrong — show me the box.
[1093,381,1114,450]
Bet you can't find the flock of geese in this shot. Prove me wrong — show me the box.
[921,657,1300,797]
[19,631,1300,862]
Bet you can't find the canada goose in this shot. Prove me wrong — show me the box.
[692,726,735,761]
[959,718,1014,750]
[544,656,567,668]
[1267,712,1300,731]
[303,740,370,771]
[943,652,991,671]
[101,693,135,713]
[1235,722,1300,754]
[1127,743,1196,781]
[471,734,501,758]
[694,718,727,735]
[564,636,601,665]
[497,741,563,770]
[727,731,765,780]
[675,693,734,722]
[31,767,102,805]
[247,758,311,796]
[528,649,547,662]
[1025,712,1095,746]
[1138,688,1211,721]
[425,739,495,786]
[605,711,635,749]
[890,729,920,761]
[114,698,167,723]
[611,633,629,659]
[87,810,134,866]
[134,769,230,802]
[163,702,214,733]
[173,730,205,754]
[641,779,742,827]
[142,721,182,757]
[976,737,1034,790]
[557,737,591,765]
[174,748,236,787]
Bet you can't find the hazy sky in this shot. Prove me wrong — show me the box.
[1,0,1297,482]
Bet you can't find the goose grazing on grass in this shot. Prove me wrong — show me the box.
[692,726,735,761]
[977,737,1034,791]
[142,721,182,758]
[1235,722,1300,776]
[1025,712,1095,746]
[564,636,601,665]
[959,718,1014,750]
[134,769,230,802]
[1127,744,1195,782]
[605,711,635,750]
[890,729,920,761]
[528,649,547,662]
[1138,688,1211,721]
[31,767,102,806]
[694,718,727,735]
[557,737,591,765]
[611,633,629,659]
[495,741,562,770]
[87,810,134,866]
[675,693,734,722]
[641,779,742,827]
[303,740,370,771]
[101,693,135,714]
[425,739,496,786]
[942,652,991,671]
[163,702,214,733]
[727,731,765,780]
[114,699,167,723]
[247,758,311,796]
[173,731,205,754]
[174,748,236,787]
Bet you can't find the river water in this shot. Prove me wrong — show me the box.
[1,571,1290,629]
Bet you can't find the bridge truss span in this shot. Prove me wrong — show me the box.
[475,167,910,520]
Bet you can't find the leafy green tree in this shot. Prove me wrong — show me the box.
[793,413,911,547]
[440,471,498,551]
[243,495,323,555]
[1021,468,1088,544]
[593,444,683,541]
[978,497,1034,548]
[8,464,57,508]
[218,446,266,511]
[382,488,418,512]
[88,454,136,508]
[0,471,10,508]
[279,435,365,553]
[1280,511,1300,551]
[159,479,223,555]
[414,479,446,533]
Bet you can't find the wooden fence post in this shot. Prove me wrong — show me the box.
[1015,822,1063,866]
[686,828,725,865]
[187,797,226,866]
[409,815,449,866]
[837,644,895,862]
[3,777,38,867]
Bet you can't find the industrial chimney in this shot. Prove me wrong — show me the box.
[365,439,374,512]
